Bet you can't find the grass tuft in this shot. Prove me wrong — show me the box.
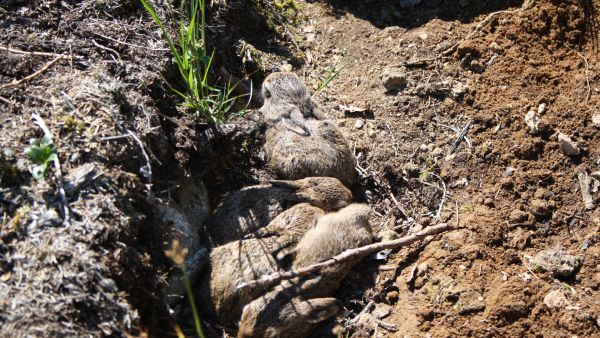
[141,0,247,123]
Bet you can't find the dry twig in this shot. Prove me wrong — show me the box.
[431,173,447,219]
[31,113,70,225]
[90,32,170,52]
[1,45,83,59]
[0,56,64,90]
[126,130,153,194]
[574,50,591,103]
[237,223,451,291]
[449,119,472,154]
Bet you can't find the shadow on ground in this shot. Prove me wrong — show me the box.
[315,0,524,29]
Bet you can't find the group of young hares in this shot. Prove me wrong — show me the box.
[197,72,373,337]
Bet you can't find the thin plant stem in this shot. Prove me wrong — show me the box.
[182,265,205,338]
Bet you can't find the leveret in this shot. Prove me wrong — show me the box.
[238,204,373,338]
[261,72,357,187]
[205,176,351,246]
[197,203,326,327]
[260,71,324,136]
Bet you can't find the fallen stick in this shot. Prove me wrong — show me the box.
[237,223,451,291]
[0,55,64,90]
[1,45,83,59]
[449,119,472,154]
[31,113,70,225]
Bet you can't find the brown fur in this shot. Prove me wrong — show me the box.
[260,72,356,186]
[237,204,373,337]
[198,203,325,326]
[265,118,357,187]
[206,177,351,246]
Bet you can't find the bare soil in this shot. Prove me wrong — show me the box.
[1,0,599,337]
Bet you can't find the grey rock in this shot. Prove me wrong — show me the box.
[558,133,581,156]
[531,248,581,277]
[372,303,392,319]
[592,113,600,128]
[382,68,407,91]
[543,289,569,310]
[525,110,540,134]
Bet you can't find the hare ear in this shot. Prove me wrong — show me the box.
[269,180,300,190]
[310,102,328,120]
[282,107,311,136]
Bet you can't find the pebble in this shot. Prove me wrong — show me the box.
[558,133,581,156]
[544,289,569,310]
[509,209,529,224]
[532,248,581,277]
[355,119,365,129]
[386,290,399,302]
[372,303,392,319]
[431,147,444,157]
[503,166,516,177]
[592,114,600,128]
[525,110,540,134]
[381,68,407,91]
[529,199,552,220]
[538,103,547,114]
[378,229,399,242]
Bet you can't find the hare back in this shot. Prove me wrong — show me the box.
[265,120,356,186]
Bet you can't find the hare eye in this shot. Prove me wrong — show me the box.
[264,89,271,98]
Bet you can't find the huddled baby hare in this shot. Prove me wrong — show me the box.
[197,203,326,327]
[238,204,373,338]
[206,176,351,246]
[261,72,357,187]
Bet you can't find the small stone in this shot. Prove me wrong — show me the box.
[558,133,581,156]
[538,103,547,114]
[37,209,62,228]
[355,119,365,129]
[431,147,444,157]
[451,82,467,98]
[592,114,600,128]
[410,223,423,233]
[531,248,581,277]
[503,166,516,177]
[483,198,494,207]
[414,276,426,289]
[529,199,552,220]
[489,42,503,53]
[382,68,407,91]
[419,144,428,152]
[99,278,118,292]
[544,289,569,310]
[386,291,399,302]
[417,262,428,277]
[378,229,398,242]
[525,110,540,134]
[372,303,393,319]
[509,209,529,224]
